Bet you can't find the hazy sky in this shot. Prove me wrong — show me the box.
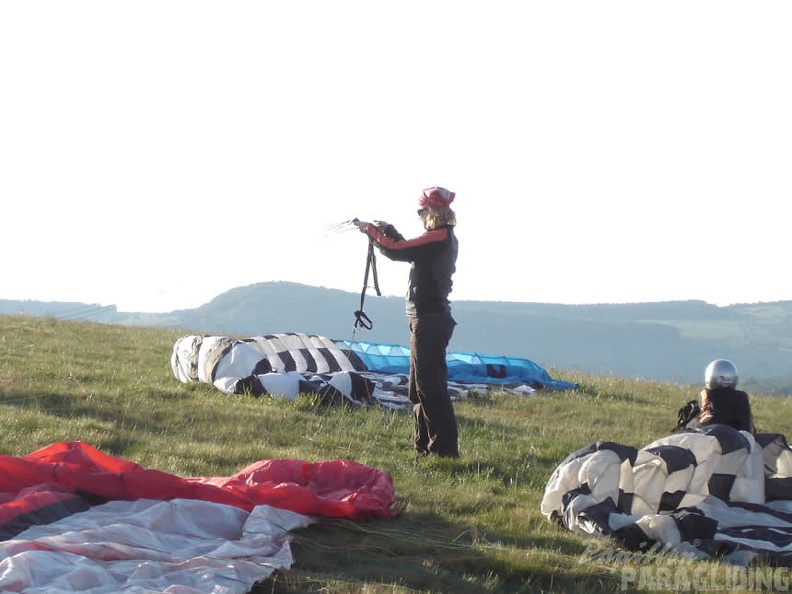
[2,2,790,313]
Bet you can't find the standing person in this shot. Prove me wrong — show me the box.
[354,187,459,458]
[699,359,756,434]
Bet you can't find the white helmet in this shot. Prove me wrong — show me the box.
[705,359,738,389]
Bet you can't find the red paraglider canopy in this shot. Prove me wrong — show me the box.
[0,441,397,540]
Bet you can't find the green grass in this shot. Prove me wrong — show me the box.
[2,314,790,593]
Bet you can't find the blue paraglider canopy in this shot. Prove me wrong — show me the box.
[338,339,577,391]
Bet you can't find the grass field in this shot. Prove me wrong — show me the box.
[2,314,791,593]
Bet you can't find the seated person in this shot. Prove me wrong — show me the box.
[699,359,755,434]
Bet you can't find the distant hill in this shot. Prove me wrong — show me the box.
[4,281,792,393]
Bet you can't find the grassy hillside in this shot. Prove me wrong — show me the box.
[1,314,791,593]
[5,284,792,391]
[129,283,792,389]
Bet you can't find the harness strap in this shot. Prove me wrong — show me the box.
[353,238,381,331]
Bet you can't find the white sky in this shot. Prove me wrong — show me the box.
[2,1,790,313]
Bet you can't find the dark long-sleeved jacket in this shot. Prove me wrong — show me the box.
[699,387,755,433]
[362,223,457,317]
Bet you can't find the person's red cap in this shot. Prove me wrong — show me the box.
[419,186,455,208]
